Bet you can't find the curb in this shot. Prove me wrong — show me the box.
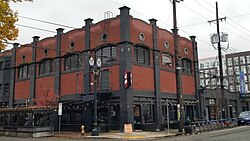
[54,132,177,140]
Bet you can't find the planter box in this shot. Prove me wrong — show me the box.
[0,126,54,138]
[184,125,196,134]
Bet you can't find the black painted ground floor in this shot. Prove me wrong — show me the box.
[55,91,199,132]
[2,90,249,133]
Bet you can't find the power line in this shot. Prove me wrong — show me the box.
[227,17,250,34]
[201,0,250,38]
[179,21,207,28]
[180,3,210,21]
[19,16,75,29]
[16,24,56,33]
[193,0,215,15]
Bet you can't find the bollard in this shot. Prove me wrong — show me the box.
[80,125,85,136]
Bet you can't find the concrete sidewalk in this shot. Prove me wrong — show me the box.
[54,129,178,140]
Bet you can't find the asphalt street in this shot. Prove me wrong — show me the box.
[0,126,249,141]
[154,126,250,141]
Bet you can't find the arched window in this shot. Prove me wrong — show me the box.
[64,54,82,70]
[18,64,30,79]
[181,58,192,74]
[96,45,117,65]
[39,59,54,75]
[162,53,172,68]
[134,45,150,65]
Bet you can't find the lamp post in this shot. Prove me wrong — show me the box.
[89,56,102,136]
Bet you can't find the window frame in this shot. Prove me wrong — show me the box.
[162,53,172,68]
[4,83,9,95]
[96,45,117,65]
[181,58,192,74]
[5,60,10,68]
[39,59,54,75]
[18,64,30,79]
[64,54,81,71]
[134,45,150,65]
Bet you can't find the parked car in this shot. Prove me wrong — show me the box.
[237,111,250,125]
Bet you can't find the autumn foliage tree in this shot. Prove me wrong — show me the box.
[0,0,32,51]
[35,83,59,107]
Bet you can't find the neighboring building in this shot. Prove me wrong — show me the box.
[199,51,250,120]
[199,56,227,89]
[225,51,250,93]
[0,6,200,132]
[0,50,12,108]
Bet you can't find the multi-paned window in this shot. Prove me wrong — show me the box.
[162,54,172,67]
[101,70,110,91]
[64,54,81,70]
[4,83,9,95]
[228,67,233,75]
[240,56,245,64]
[200,72,204,78]
[18,64,30,79]
[39,59,54,75]
[134,46,150,65]
[227,57,232,66]
[233,57,239,65]
[199,63,204,69]
[96,45,117,64]
[246,56,250,64]
[5,60,10,68]
[143,104,155,123]
[182,58,192,73]
[234,66,239,75]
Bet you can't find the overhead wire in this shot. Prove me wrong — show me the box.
[11,0,213,52]
[15,23,57,33]
[18,16,75,29]
[183,0,249,55]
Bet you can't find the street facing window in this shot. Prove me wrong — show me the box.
[162,54,172,67]
[182,58,192,74]
[39,59,54,75]
[64,54,81,70]
[134,45,150,65]
[96,45,117,65]
[18,64,30,79]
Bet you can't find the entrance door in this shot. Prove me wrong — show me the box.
[133,105,141,130]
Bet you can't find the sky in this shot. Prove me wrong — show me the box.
[7,0,250,59]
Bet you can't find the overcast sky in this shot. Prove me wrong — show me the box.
[8,0,250,59]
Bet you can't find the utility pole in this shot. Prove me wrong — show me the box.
[208,2,226,119]
[172,0,184,133]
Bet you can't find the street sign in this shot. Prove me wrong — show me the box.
[58,103,62,115]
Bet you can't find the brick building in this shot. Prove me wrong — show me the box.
[0,6,199,132]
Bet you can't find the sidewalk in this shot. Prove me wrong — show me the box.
[54,129,178,140]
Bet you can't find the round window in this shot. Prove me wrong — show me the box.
[22,55,26,61]
[184,48,188,55]
[70,42,75,49]
[164,41,169,49]
[44,49,48,55]
[139,33,145,41]
[101,33,108,41]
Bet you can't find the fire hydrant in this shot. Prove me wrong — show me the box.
[80,125,85,136]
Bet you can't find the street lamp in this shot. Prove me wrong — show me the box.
[89,56,102,136]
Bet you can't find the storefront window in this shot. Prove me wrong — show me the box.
[143,105,155,123]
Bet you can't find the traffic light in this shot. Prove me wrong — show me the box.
[124,71,132,89]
